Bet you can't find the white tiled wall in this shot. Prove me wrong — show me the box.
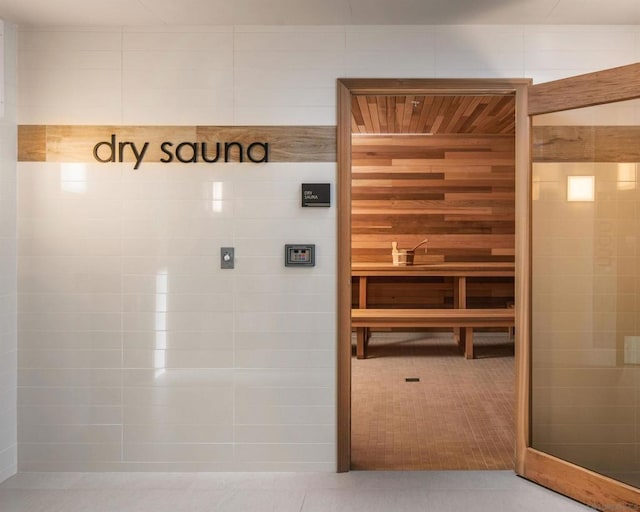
[0,20,17,483]
[17,159,336,471]
[14,24,640,471]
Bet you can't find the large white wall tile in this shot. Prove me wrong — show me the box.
[234,66,337,89]
[123,442,234,463]
[345,26,436,76]
[19,424,121,444]
[235,425,334,444]
[434,26,525,76]
[235,30,344,53]
[233,27,345,124]
[18,28,122,124]
[18,443,122,464]
[235,331,334,351]
[234,443,333,463]
[122,28,234,125]
[123,423,233,444]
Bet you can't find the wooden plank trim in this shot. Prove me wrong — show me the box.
[351,308,515,327]
[513,81,531,476]
[336,80,353,473]
[523,448,640,511]
[533,125,640,162]
[351,307,515,359]
[351,263,514,278]
[17,125,336,163]
[17,125,46,161]
[528,63,640,116]
[339,78,531,96]
[27,123,626,165]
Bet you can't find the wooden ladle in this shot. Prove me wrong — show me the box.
[410,238,429,252]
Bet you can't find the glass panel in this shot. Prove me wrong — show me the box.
[531,100,640,489]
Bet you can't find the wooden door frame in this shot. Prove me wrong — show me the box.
[336,78,532,472]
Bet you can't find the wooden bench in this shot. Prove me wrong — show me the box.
[351,308,515,360]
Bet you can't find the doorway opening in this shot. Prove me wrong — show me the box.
[336,79,531,472]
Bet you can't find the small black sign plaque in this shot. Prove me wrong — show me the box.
[301,183,330,207]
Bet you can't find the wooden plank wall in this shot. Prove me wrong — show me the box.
[350,276,515,310]
[351,132,516,310]
[351,133,516,264]
[532,126,640,162]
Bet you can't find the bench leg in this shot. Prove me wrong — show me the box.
[456,327,465,353]
[464,327,474,359]
[356,328,366,359]
[508,302,515,340]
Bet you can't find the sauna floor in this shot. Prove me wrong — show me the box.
[351,332,515,471]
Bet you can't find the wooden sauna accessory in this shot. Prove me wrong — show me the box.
[391,238,428,266]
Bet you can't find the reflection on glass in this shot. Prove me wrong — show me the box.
[617,163,636,191]
[566,175,595,202]
[154,268,168,378]
[531,100,640,490]
[60,163,87,194]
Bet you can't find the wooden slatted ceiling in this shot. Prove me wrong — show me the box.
[351,95,516,134]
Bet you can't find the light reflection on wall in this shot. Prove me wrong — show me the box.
[617,163,637,191]
[154,269,168,378]
[60,163,87,193]
[212,182,223,212]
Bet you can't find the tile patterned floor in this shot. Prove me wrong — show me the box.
[0,471,594,512]
[352,332,515,470]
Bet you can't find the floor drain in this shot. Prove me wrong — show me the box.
[405,377,420,382]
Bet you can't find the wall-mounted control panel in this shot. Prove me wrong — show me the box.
[285,244,315,267]
[220,247,234,269]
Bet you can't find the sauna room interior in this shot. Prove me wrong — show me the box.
[349,93,517,470]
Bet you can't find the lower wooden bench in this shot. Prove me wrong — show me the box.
[351,308,515,360]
